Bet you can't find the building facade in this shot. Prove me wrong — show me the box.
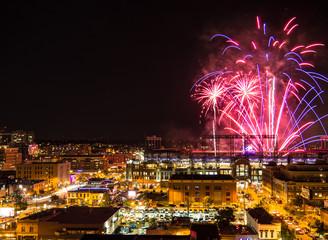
[16,207,120,240]
[262,163,328,203]
[168,174,237,206]
[60,155,108,173]
[0,147,23,171]
[67,188,110,206]
[246,208,281,240]
[15,162,71,188]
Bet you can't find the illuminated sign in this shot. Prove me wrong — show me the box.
[0,207,15,218]
[128,190,136,199]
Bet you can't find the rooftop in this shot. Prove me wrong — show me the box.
[190,223,219,239]
[81,235,189,240]
[170,174,235,181]
[17,161,69,165]
[21,207,119,224]
[69,188,109,193]
[247,207,274,224]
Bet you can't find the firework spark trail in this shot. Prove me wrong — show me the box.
[191,16,328,154]
[192,79,227,154]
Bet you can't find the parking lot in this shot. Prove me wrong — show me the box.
[120,207,219,224]
[118,206,245,234]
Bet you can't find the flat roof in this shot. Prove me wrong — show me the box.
[69,188,109,193]
[16,161,69,165]
[22,207,119,224]
[170,174,235,181]
[81,235,190,240]
[247,207,273,224]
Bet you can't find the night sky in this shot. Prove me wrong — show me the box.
[1,1,328,140]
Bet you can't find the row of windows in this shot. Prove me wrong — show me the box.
[173,185,229,191]
[185,191,230,197]
[17,166,54,170]
[17,171,54,175]
[68,193,102,198]
[192,197,231,202]
[21,226,34,233]
[259,230,275,238]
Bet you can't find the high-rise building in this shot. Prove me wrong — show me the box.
[0,147,23,171]
[145,135,162,151]
[11,130,35,145]
[15,161,71,188]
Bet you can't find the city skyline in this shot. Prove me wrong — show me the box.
[1,2,328,141]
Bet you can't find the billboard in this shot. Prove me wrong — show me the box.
[301,187,311,200]
[0,207,15,218]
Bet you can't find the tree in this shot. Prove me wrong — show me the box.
[12,191,23,202]
[291,195,303,207]
[123,199,136,207]
[216,207,235,231]
[31,191,37,198]
[316,221,326,235]
[143,198,151,208]
[281,221,296,240]
[185,197,194,216]
[202,196,213,209]
[50,194,60,206]
[15,201,28,211]
[100,192,112,207]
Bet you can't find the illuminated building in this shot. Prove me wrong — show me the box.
[60,155,109,173]
[15,162,71,188]
[145,135,162,151]
[168,174,237,206]
[0,132,11,145]
[40,144,91,157]
[106,153,131,164]
[67,188,110,206]
[246,207,281,240]
[11,130,35,145]
[126,160,174,189]
[262,163,328,203]
[0,147,23,171]
[16,207,120,240]
[9,179,47,195]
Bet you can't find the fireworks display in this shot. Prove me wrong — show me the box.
[191,16,328,154]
